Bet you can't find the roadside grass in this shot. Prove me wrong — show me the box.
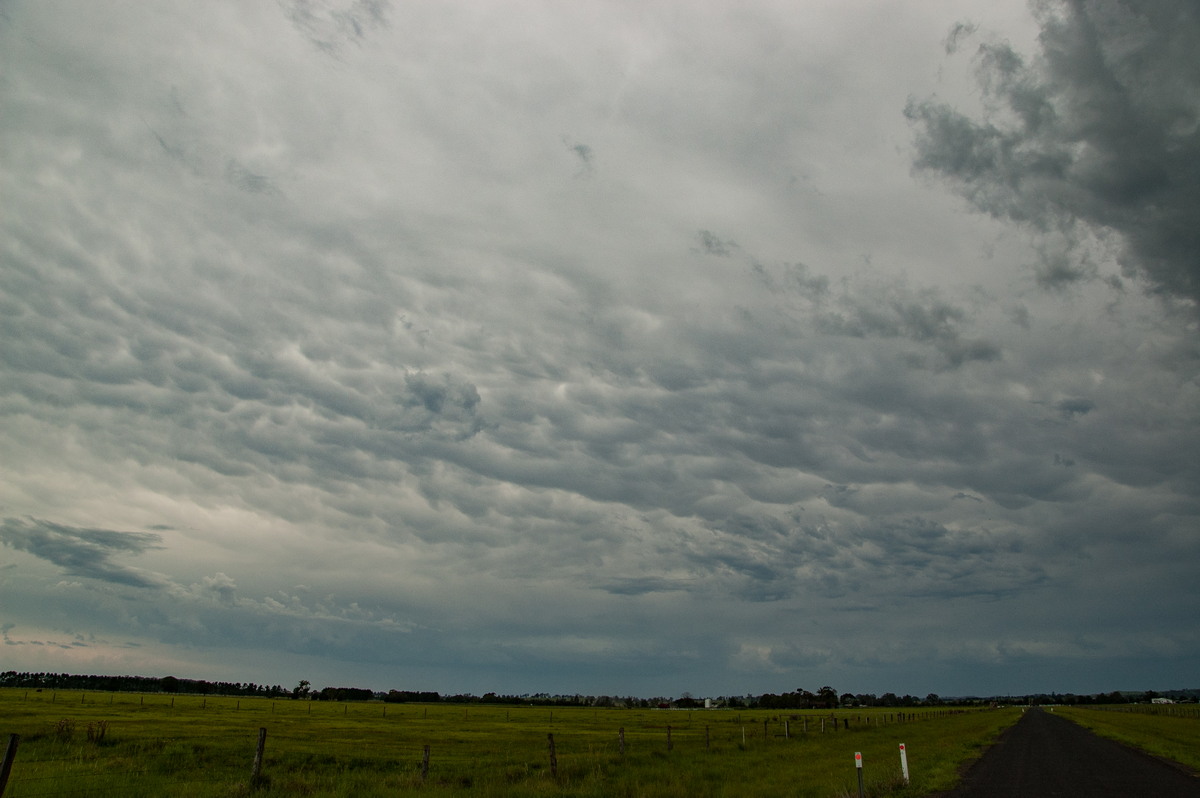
[1054,706,1200,773]
[0,689,1020,797]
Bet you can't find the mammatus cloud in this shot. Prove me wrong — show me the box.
[906,0,1200,305]
[1,0,1197,698]
[0,517,165,588]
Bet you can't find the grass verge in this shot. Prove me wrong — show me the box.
[0,689,1020,797]
[1054,705,1200,773]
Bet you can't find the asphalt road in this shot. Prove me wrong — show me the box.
[945,708,1200,797]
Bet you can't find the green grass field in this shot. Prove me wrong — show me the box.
[0,689,1020,797]
[1054,705,1200,774]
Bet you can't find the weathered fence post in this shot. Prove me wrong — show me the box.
[0,734,20,798]
[618,727,625,756]
[763,719,768,740]
[547,733,558,778]
[421,744,430,781]
[706,725,711,750]
[784,720,789,739]
[899,742,910,784]
[667,724,673,751]
[250,727,267,789]
[855,751,865,798]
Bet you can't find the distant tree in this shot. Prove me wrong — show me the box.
[292,680,311,700]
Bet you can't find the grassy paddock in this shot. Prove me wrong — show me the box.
[0,689,1019,797]
[1054,705,1200,773]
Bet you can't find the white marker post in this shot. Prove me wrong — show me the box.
[899,743,910,784]
[854,751,864,798]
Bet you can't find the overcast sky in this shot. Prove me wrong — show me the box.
[2,0,1197,700]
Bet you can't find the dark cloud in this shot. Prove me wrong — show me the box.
[1055,398,1094,418]
[814,286,1001,369]
[280,0,390,57]
[0,517,165,588]
[908,0,1200,304]
[944,21,978,55]
[597,576,692,596]
[225,160,279,196]
[698,230,737,257]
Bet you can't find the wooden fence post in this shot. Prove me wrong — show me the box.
[250,727,267,789]
[706,725,711,750]
[547,733,558,778]
[421,745,430,780]
[0,734,20,798]
[618,727,625,756]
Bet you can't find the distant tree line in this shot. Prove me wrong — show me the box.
[0,671,288,697]
[3,671,1194,707]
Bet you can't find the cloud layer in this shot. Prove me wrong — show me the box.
[907,0,1200,302]
[1,0,1197,698]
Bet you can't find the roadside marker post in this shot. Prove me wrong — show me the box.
[899,743,910,784]
[855,751,864,798]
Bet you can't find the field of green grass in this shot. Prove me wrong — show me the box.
[1054,705,1200,773]
[0,689,1020,797]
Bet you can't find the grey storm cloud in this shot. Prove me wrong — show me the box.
[0,0,1196,698]
[906,0,1200,304]
[0,517,165,588]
